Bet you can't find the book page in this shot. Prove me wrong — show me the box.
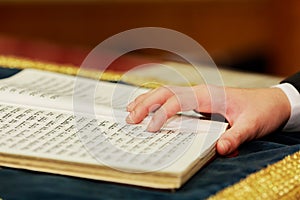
[0,69,148,116]
[0,68,228,174]
[0,101,227,173]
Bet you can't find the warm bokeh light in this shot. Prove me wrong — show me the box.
[0,0,299,76]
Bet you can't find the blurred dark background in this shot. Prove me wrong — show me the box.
[0,0,299,76]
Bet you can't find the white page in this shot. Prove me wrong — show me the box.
[0,69,148,117]
[0,101,227,173]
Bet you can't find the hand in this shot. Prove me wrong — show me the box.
[126,85,291,155]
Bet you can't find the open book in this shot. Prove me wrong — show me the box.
[0,68,227,189]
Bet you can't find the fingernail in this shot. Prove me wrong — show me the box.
[126,111,135,123]
[147,120,158,132]
[218,140,230,154]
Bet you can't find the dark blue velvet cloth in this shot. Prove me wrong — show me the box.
[0,67,299,200]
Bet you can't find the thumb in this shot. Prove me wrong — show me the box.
[216,123,253,155]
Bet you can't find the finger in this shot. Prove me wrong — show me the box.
[126,87,174,124]
[146,86,205,131]
[127,89,154,112]
[147,95,183,132]
[216,122,253,155]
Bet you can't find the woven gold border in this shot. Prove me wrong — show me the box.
[208,150,300,200]
[0,55,123,82]
[0,55,162,88]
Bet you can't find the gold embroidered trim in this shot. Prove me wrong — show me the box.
[0,55,161,88]
[0,55,122,82]
[208,150,300,200]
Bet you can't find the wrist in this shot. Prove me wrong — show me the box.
[270,87,291,127]
[273,83,300,131]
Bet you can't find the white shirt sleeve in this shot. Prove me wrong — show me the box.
[274,83,300,132]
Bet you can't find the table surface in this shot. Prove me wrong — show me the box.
[123,61,283,88]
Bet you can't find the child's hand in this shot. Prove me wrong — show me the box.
[126,85,291,155]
